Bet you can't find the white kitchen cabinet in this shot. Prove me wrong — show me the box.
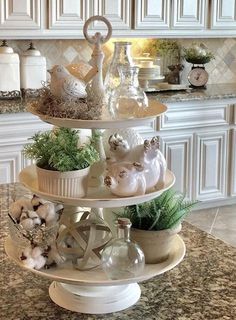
[211,0,236,29]
[230,129,236,196]
[134,0,170,29]
[0,0,41,29]
[90,0,132,30]
[0,112,51,184]
[194,130,228,201]
[155,99,236,207]
[0,142,32,184]
[172,0,207,29]
[160,134,193,200]
[49,0,89,29]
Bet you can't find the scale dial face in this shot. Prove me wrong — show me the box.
[188,67,209,87]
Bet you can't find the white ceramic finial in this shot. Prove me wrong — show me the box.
[83,15,112,100]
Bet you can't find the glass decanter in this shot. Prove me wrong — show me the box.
[108,65,148,119]
[101,218,145,280]
[104,41,134,103]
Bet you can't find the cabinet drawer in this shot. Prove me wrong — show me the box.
[158,101,230,130]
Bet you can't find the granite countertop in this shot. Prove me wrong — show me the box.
[1,84,236,114]
[147,83,236,103]
[1,183,236,320]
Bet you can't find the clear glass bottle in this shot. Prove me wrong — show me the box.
[104,41,134,103]
[108,65,148,119]
[101,218,145,280]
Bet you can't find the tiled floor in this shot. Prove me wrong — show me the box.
[185,204,236,247]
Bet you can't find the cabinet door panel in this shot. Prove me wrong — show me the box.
[160,134,193,199]
[0,143,34,183]
[0,147,21,183]
[91,0,131,29]
[134,0,170,29]
[230,129,236,196]
[194,131,228,201]
[211,0,236,29]
[0,0,41,29]
[49,0,89,29]
[172,0,207,29]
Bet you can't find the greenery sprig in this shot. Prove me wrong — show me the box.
[119,189,198,231]
[23,128,99,172]
[142,39,181,60]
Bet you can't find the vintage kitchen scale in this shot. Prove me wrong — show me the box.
[184,44,214,89]
[187,64,209,89]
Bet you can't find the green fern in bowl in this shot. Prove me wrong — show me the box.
[120,189,198,231]
[23,127,99,172]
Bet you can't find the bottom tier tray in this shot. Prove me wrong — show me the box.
[5,235,185,314]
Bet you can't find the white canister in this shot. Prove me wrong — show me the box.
[20,43,47,90]
[0,40,20,92]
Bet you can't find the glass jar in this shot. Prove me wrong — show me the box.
[108,65,148,119]
[101,218,145,280]
[104,41,134,103]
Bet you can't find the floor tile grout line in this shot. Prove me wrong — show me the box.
[209,208,219,234]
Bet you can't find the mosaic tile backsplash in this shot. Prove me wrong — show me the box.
[6,38,236,85]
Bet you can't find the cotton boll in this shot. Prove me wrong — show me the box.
[36,204,48,221]
[31,194,47,210]
[44,203,57,223]
[21,246,46,270]
[20,218,35,231]
[36,203,57,225]
[22,257,36,269]
[20,210,42,230]
[31,247,46,269]
[21,247,35,269]
[31,246,43,259]
[22,246,33,257]
[28,211,42,226]
[9,202,23,220]
[10,198,33,221]
[34,255,47,270]
[20,211,34,230]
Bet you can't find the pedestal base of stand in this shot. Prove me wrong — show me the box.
[49,281,141,314]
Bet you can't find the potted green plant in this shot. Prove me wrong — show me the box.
[183,43,215,65]
[23,127,99,198]
[118,189,197,264]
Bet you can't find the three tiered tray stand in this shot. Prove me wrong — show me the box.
[5,16,186,314]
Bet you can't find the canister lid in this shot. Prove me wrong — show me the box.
[24,42,41,56]
[0,40,14,54]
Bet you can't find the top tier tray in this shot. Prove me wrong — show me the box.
[28,99,166,129]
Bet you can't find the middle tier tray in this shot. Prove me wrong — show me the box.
[19,165,175,208]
